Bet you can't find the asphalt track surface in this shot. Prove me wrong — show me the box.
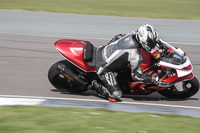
[0,10,200,110]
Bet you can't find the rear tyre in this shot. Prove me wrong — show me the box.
[48,60,87,93]
[158,76,199,99]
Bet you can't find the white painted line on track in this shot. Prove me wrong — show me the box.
[0,95,108,103]
[0,95,200,110]
[120,101,200,110]
[0,98,45,106]
[0,32,200,45]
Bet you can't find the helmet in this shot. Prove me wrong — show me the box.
[136,24,159,52]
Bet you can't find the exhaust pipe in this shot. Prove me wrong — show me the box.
[57,63,87,87]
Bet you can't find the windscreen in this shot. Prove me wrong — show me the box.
[160,43,186,65]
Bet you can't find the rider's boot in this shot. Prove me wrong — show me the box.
[101,72,122,101]
[92,80,111,99]
[92,77,122,102]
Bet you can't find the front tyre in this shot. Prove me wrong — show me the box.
[48,60,87,93]
[158,76,199,99]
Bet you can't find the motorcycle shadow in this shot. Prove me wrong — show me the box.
[51,89,199,102]
[51,89,98,97]
[122,93,199,102]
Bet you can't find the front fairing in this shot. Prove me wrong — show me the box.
[157,43,193,83]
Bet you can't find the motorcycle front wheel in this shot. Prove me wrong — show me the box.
[158,76,199,99]
[48,60,87,93]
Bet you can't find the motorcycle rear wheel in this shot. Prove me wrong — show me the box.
[158,76,199,99]
[48,60,87,93]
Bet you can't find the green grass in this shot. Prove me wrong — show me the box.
[0,0,200,19]
[0,105,200,133]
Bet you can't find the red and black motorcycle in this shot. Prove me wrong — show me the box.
[48,39,199,99]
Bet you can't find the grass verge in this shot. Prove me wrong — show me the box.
[0,105,200,133]
[0,0,200,19]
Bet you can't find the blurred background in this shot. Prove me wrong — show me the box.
[0,0,200,132]
[0,0,200,110]
[0,0,199,19]
[0,0,200,107]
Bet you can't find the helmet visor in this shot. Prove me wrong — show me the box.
[148,39,156,50]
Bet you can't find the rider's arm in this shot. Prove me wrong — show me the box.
[129,50,150,82]
[129,50,158,83]
[129,50,142,81]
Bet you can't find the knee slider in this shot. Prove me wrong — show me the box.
[111,91,122,99]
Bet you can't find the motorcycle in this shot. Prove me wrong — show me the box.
[48,39,199,100]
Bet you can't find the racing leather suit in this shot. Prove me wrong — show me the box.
[94,33,154,100]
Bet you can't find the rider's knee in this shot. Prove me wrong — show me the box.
[111,91,122,100]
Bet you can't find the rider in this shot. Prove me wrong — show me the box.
[92,24,161,101]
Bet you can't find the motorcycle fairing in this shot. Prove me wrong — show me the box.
[158,46,193,83]
[140,45,193,85]
[54,39,96,72]
[140,48,154,71]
